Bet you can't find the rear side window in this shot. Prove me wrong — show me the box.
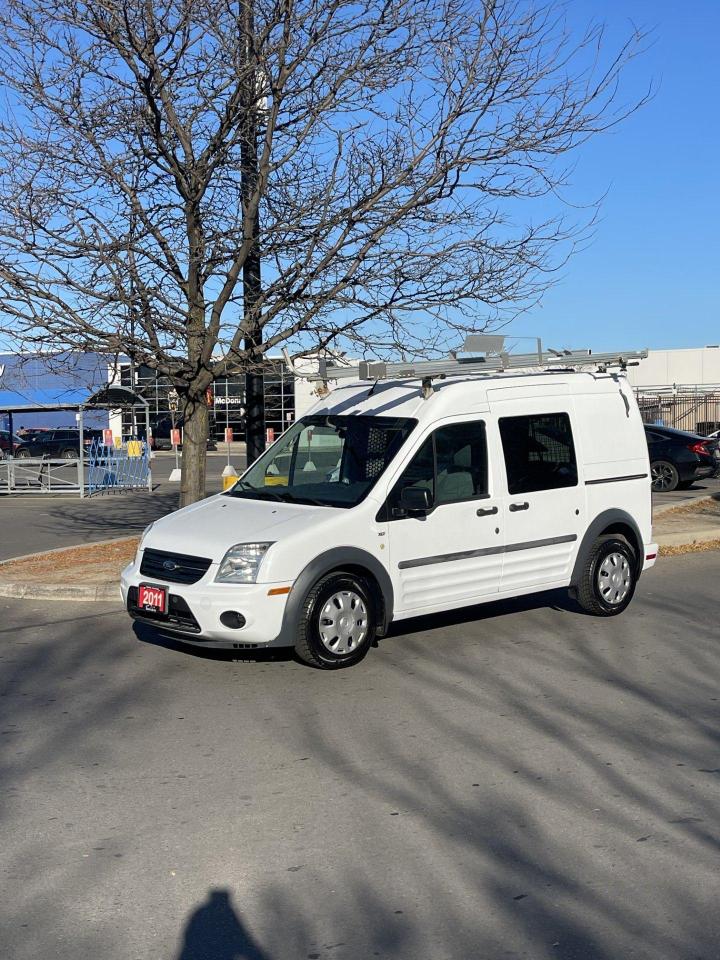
[499,413,577,494]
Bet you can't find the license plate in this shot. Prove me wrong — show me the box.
[138,584,167,614]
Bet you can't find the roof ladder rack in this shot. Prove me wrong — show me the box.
[313,336,648,386]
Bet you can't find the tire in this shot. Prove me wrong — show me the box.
[14,447,31,459]
[61,448,78,460]
[650,460,679,492]
[295,571,376,669]
[576,536,637,617]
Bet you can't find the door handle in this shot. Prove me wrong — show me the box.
[509,501,530,512]
[476,506,498,517]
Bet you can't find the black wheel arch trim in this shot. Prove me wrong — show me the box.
[571,509,645,586]
[273,547,394,648]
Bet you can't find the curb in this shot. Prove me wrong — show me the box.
[0,581,121,602]
[656,530,720,550]
[0,535,138,567]
[0,535,134,603]
[653,493,720,518]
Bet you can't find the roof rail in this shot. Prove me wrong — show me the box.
[313,342,648,385]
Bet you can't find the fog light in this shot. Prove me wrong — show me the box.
[220,611,246,629]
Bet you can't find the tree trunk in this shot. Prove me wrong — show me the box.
[180,394,209,507]
[245,364,265,465]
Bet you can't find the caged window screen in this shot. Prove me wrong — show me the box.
[499,413,578,494]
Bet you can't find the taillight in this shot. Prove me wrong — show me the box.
[687,441,710,455]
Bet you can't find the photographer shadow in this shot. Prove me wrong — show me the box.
[176,888,270,960]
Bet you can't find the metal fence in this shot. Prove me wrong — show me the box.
[86,439,150,495]
[0,457,83,494]
[634,385,720,435]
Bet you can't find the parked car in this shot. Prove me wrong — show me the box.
[644,424,718,491]
[14,427,103,459]
[703,429,720,477]
[0,429,26,457]
[123,365,657,669]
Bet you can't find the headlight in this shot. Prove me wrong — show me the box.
[216,542,273,584]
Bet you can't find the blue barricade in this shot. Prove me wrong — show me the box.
[86,439,150,494]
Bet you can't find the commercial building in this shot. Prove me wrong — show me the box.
[627,347,720,435]
[0,350,321,441]
[626,346,720,389]
[0,352,110,431]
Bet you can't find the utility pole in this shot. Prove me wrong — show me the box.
[240,0,265,464]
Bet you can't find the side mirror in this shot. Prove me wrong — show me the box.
[400,486,433,513]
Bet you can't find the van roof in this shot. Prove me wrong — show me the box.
[310,369,631,423]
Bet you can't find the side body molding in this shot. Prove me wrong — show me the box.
[570,509,644,585]
[272,547,395,648]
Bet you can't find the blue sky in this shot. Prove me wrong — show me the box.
[515,0,719,353]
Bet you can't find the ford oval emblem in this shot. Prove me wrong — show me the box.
[163,560,178,571]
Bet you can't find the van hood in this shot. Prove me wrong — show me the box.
[145,494,327,560]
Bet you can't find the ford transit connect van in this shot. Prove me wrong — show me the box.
[122,362,657,668]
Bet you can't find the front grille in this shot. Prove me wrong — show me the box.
[140,548,212,584]
[128,587,202,634]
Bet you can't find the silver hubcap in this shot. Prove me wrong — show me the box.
[598,552,631,605]
[651,463,674,490]
[318,590,368,655]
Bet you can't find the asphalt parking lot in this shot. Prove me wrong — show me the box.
[1,552,719,960]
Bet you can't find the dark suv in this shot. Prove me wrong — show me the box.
[14,428,103,459]
[644,424,719,491]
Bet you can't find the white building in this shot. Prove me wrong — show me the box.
[626,346,720,389]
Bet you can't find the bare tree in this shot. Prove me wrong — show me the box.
[0,0,647,505]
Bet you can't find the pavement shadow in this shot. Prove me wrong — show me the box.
[385,586,584,639]
[132,620,295,664]
[175,889,270,960]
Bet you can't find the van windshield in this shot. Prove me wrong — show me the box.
[226,414,416,508]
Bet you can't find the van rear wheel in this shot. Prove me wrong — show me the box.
[576,536,637,617]
[295,572,376,669]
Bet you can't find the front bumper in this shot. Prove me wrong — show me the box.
[121,559,292,647]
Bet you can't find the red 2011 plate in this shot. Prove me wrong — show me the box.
[138,584,167,614]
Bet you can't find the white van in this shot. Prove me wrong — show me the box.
[122,361,657,668]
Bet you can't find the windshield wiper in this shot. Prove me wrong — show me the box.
[227,481,329,507]
[227,481,285,502]
[281,492,328,507]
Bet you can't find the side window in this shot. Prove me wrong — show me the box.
[386,420,488,516]
[499,413,577,495]
[386,436,435,515]
[435,422,488,504]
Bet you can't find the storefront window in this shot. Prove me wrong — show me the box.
[118,362,296,441]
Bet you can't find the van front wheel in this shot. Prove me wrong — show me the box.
[295,572,376,669]
[575,536,637,617]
